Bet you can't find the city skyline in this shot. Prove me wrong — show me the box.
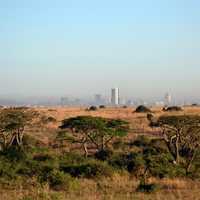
[0,86,198,107]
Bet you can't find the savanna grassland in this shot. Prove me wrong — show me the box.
[1,106,200,200]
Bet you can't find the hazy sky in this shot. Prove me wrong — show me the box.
[0,0,200,100]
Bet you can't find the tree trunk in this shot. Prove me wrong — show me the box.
[163,139,176,163]
[8,134,16,147]
[175,135,180,164]
[101,136,104,151]
[83,142,88,157]
[186,149,197,174]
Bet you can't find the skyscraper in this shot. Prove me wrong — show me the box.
[111,88,119,105]
[94,94,103,105]
[165,93,172,106]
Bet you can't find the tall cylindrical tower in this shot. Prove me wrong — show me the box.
[111,88,119,105]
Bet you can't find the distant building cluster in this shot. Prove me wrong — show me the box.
[1,89,198,107]
[60,89,175,107]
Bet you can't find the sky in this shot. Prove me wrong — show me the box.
[0,0,200,101]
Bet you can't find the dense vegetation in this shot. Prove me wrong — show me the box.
[1,107,200,199]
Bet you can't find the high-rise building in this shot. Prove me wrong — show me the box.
[94,94,103,105]
[165,93,172,106]
[111,88,119,105]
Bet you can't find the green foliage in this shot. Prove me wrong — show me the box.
[127,153,146,175]
[0,158,17,179]
[59,116,129,152]
[39,169,76,191]
[60,160,114,178]
[157,115,200,170]
[112,139,127,150]
[0,146,27,161]
[136,180,160,193]
[94,149,113,161]
[135,105,151,113]
[0,108,37,149]
[163,106,183,112]
[59,152,88,165]
[40,115,57,124]
[87,106,98,111]
[158,115,200,128]
[131,135,151,148]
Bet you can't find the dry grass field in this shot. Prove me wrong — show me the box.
[30,106,200,144]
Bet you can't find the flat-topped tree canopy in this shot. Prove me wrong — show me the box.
[0,108,38,149]
[59,116,129,154]
[158,115,200,129]
[151,114,200,168]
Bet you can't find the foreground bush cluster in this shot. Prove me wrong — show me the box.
[1,134,200,195]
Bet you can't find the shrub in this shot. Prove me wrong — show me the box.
[47,116,57,123]
[144,153,185,178]
[108,153,128,170]
[112,139,126,150]
[163,106,183,112]
[0,158,17,179]
[127,153,146,176]
[109,152,146,176]
[136,180,160,193]
[0,147,27,161]
[40,115,57,124]
[33,153,55,162]
[135,105,151,113]
[95,149,113,161]
[60,160,114,178]
[59,153,87,165]
[87,106,98,111]
[149,139,169,154]
[131,135,150,148]
[47,170,76,191]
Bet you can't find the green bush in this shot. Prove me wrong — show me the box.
[33,153,55,162]
[40,115,57,124]
[135,105,152,113]
[86,106,98,111]
[127,153,146,175]
[47,170,76,191]
[136,180,160,193]
[112,139,127,150]
[0,147,27,161]
[0,158,17,179]
[94,149,113,161]
[108,152,146,177]
[60,160,114,178]
[131,135,150,148]
[108,153,128,170]
[145,153,185,178]
[163,106,183,112]
[148,139,169,154]
[59,153,87,165]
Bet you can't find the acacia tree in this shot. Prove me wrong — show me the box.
[150,115,200,167]
[59,116,129,157]
[181,125,200,173]
[0,108,37,150]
